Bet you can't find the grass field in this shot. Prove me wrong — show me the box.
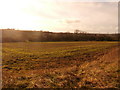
[2,41,119,88]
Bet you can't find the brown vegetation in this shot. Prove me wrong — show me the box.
[2,41,119,88]
[1,29,119,42]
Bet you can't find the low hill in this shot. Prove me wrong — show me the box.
[1,29,120,42]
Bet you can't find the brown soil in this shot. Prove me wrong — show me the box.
[2,46,119,88]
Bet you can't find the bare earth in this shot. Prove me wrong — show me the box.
[2,43,119,88]
[76,46,119,88]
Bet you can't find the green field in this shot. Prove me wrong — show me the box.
[2,41,119,88]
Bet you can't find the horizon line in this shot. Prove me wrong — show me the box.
[0,28,119,34]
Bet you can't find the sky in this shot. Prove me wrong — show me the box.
[0,0,119,33]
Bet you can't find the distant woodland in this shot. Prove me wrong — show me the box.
[1,29,120,42]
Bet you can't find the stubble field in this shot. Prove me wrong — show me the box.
[2,41,119,88]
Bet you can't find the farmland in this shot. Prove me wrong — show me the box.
[2,41,119,88]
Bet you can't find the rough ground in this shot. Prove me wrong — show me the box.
[2,42,119,88]
[75,46,119,88]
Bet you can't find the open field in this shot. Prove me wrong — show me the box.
[2,41,119,88]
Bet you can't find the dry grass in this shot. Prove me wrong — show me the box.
[2,41,119,88]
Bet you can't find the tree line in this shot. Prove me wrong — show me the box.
[1,29,120,42]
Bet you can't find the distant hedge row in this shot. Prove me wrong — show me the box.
[1,29,120,42]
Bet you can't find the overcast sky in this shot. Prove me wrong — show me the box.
[0,0,119,33]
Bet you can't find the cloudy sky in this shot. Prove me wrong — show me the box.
[0,0,119,33]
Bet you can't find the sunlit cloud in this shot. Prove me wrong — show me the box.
[0,0,118,33]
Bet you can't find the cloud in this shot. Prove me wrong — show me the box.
[65,19,81,24]
[59,18,81,24]
[0,0,118,33]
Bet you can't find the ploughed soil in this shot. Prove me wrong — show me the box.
[2,46,119,88]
